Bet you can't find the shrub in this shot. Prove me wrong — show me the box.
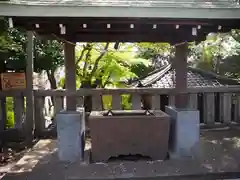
[5,97,14,128]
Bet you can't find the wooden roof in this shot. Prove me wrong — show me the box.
[133,64,240,88]
[0,0,240,19]
[3,0,239,7]
[0,0,240,42]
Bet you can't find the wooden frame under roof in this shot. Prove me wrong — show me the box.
[0,0,240,43]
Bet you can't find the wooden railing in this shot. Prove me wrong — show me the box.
[1,86,240,136]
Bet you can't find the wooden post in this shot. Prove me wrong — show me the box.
[188,93,198,110]
[13,96,25,129]
[220,93,232,124]
[25,31,34,141]
[0,97,6,131]
[132,94,141,110]
[64,42,76,111]
[168,95,175,106]
[112,93,122,110]
[203,93,215,124]
[151,94,161,110]
[34,96,45,135]
[173,43,188,109]
[92,95,102,111]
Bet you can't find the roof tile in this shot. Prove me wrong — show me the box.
[137,65,239,88]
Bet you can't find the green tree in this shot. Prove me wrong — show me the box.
[61,43,149,111]
[133,43,171,78]
[0,19,64,88]
[65,43,149,89]
[34,39,64,89]
[189,31,240,78]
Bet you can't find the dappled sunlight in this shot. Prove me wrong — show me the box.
[209,139,222,145]
[10,140,57,173]
[202,163,213,172]
[223,137,240,148]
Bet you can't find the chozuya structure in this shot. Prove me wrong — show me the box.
[0,0,240,137]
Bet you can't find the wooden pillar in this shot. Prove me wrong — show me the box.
[173,43,188,109]
[25,31,34,141]
[64,42,76,111]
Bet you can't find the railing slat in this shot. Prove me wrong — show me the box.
[34,86,240,96]
[168,95,175,106]
[220,93,232,124]
[132,94,141,110]
[151,95,161,110]
[233,95,238,122]
[92,95,102,111]
[236,95,240,122]
[34,96,45,134]
[112,94,122,110]
[54,96,64,114]
[203,93,215,124]
[188,93,198,110]
[13,96,25,129]
[0,97,6,132]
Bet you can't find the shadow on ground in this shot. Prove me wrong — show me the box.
[2,128,240,180]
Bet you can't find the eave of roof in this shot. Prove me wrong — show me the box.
[134,65,240,88]
[0,1,240,19]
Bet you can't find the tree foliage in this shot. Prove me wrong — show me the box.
[71,43,149,88]
[189,31,240,78]
[0,18,65,89]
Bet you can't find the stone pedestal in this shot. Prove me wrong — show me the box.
[165,106,200,158]
[89,110,171,162]
[56,109,85,162]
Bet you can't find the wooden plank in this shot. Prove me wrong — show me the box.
[34,96,45,135]
[132,94,141,110]
[0,90,26,97]
[235,95,240,122]
[220,93,232,124]
[13,96,25,129]
[35,86,240,97]
[54,96,64,114]
[112,94,122,110]
[92,95,102,111]
[151,95,161,110]
[168,95,175,107]
[25,31,34,141]
[188,93,198,110]
[0,97,6,132]
[203,93,215,125]
[233,95,238,122]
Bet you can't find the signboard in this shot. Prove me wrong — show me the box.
[1,73,26,90]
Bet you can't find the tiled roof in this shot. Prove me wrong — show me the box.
[4,0,240,8]
[135,64,240,88]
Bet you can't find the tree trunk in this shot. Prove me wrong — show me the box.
[80,81,92,112]
[46,70,57,106]
[47,70,57,89]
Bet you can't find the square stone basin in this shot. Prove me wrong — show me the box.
[89,110,171,162]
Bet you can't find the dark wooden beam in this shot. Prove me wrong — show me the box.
[25,31,34,143]
[11,16,239,43]
[36,33,203,43]
[64,43,76,111]
[173,43,188,109]
[12,17,240,27]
